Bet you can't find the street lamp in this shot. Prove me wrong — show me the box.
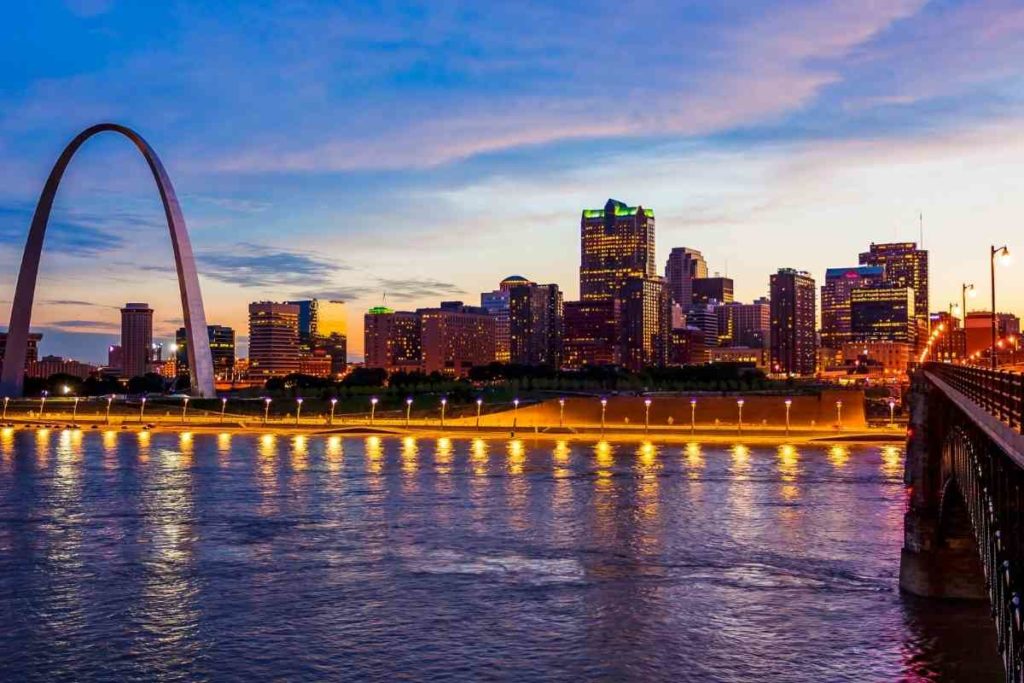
[558,398,565,428]
[105,396,113,425]
[600,397,608,435]
[329,398,338,426]
[784,398,792,436]
[836,400,843,429]
[643,398,652,434]
[181,396,190,424]
[512,398,520,427]
[991,244,1011,370]
[370,396,378,426]
[888,399,896,426]
[39,390,48,418]
[475,397,483,428]
[690,399,697,435]
[72,397,80,423]
[220,397,227,425]
[961,283,976,331]
[440,397,447,430]
[296,397,304,425]
[2,396,8,421]
[263,397,271,425]
[139,396,147,422]
[405,397,413,427]
[736,399,744,433]
[62,384,70,396]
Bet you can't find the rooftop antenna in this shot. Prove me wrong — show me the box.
[919,211,924,248]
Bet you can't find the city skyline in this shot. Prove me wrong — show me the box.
[2,2,1024,363]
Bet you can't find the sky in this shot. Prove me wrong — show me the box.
[1,0,1024,363]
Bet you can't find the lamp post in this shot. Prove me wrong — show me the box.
[962,282,975,329]
[295,397,303,425]
[558,398,565,428]
[440,397,447,430]
[405,397,413,427]
[40,390,48,418]
[600,397,608,436]
[105,397,113,425]
[2,396,8,421]
[370,396,378,426]
[182,396,190,424]
[219,397,227,425]
[475,397,483,428]
[139,396,146,422]
[263,397,271,425]
[72,397,80,423]
[835,400,843,430]
[736,399,744,433]
[991,245,1011,370]
[512,398,519,428]
[784,398,792,436]
[329,398,338,426]
[690,399,697,435]
[889,399,896,426]
[643,398,652,435]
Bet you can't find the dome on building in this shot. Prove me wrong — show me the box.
[500,274,531,286]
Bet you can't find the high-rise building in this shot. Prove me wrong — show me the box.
[669,327,707,366]
[691,277,734,305]
[507,280,563,367]
[770,269,817,376]
[248,302,300,379]
[685,303,720,348]
[120,303,153,379]
[176,325,236,380]
[664,247,708,307]
[717,298,771,348]
[0,332,42,373]
[418,302,495,376]
[850,286,917,345]
[580,198,655,301]
[287,299,347,373]
[820,266,885,350]
[562,299,621,368]
[363,307,422,372]
[619,276,669,371]
[859,242,929,345]
[481,275,530,363]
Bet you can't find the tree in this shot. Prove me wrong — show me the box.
[342,367,387,387]
[127,373,166,395]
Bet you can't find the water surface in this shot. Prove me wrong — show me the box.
[0,430,1002,681]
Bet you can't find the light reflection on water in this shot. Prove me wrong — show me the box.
[0,432,1002,681]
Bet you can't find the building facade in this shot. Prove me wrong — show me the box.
[859,242,929,347]
[508,281,563,367]
[717,298,770,348]
[120,303,153,379]
[363,307,422,373]
[820,266,885,349]
[248,302,300,379]
[176,325,236,380]
[664,247,708,307]
[580,198,656,301]
[0,332,42,373]
[770,269,817,375]
[562,299,621,368]
[691,277,734,305]
[850,286,917,345]
[418,302,495,376]
[619,276,669,371]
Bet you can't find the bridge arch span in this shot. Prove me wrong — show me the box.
[0,123,215,397]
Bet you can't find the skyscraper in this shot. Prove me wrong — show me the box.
[770,269,816,376]
[562,300,621,368]
[691,277,734,305]
[850,286,917,345]
[820,266,885,349]
[580,198,655,301]
[717,298,771,348]
[286,299,348,374]
[665,247,708,307]
[480,275,529,363]
[248,302,300,379]
[175,325,236,379]
[364,306,422,372]
[120,303,153,379]
[619,276,670,371]
[859,242,929,344]
[418,302,495,376]
[507,280,563,367]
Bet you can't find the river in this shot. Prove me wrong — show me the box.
[0,430,1003,681]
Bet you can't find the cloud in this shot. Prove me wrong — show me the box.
[46,319,118,332]
[40,299,116,308]
[196,242,348,290]
[0,205,125,256]
[376,277,464,302]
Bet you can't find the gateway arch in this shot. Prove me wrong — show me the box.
[0,123,216,398]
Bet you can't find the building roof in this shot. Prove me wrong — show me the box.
[367,306,394,315]
[582,198,654,219]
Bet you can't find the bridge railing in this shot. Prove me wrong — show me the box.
[925,362,1024,433]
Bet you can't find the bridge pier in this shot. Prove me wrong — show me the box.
[899,370,987,599]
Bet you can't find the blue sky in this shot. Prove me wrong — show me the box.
[2,0,1024,362]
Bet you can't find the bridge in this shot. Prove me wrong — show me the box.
[903,362,1024,680]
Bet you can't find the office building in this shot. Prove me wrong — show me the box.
[120,303,153,379]
[717,298,770,348]
[287,299,347,373]
[685,303,720,348]
[27,355,97,380]
[665,247,708,307]
[770,269,817,375]
[0,332,42,373]
[850,286,917,345]
[859,242,929,346]
[691,277,734,305]
[669,327,706,366]
[248,302,300,379]
[619,276,669,371]
[563,299,621,368]
[175,325,236,380]
[507,280,563,367]
[418,302,495,376]
[480,276,529,364]
[820,266,885,349]
[580,198,655,301]
[363,307,422,373]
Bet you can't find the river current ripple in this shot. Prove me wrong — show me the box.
[0,431,1003,681]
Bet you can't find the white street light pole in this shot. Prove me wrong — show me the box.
[263,397,271,425]
[784,398,792,436]
[558,398,565,428]
[296,398,304,425]
[370,397,378,426]
[644,398,651,434]
[329,398,338,426]
[476,397,483,428]
[690,399,696,435]
[737,399,744,433]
